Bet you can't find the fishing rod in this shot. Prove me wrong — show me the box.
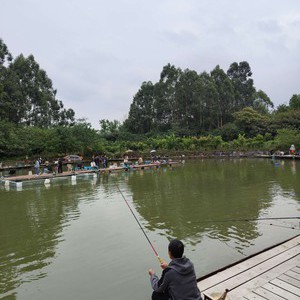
[199,216,300,223]
[115,184,164,264]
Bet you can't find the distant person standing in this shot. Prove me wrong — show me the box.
[123,155,129,167]
[34,159,40,175]
[290,144,296,155]
[138,156,144,165]
[58,158,63,173]
[103,155,108,168]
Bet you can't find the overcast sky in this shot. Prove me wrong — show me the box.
[1,0,300,128]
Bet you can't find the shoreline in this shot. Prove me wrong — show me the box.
[0,151,299,172]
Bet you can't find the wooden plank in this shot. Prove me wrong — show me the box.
[278,273,300,288]
[263,282,300,300]
[259,254,300,282]
[228,255,300,299]
[293,266,300,275]
[285,269,300,281]
[201,246,299,297]
[198,236,300,292]
[251,287,285,300]
[243,291,270,299]
[271,278,300,296]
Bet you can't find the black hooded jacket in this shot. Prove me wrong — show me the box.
[150,257,202,300]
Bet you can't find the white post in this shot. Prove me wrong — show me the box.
[16,181,22,191]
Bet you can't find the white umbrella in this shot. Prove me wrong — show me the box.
[150,150,156,153]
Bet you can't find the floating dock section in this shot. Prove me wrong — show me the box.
[198,234,300,300]
[0,162,178,186]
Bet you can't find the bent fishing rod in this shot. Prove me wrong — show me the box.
[115,184,164,264]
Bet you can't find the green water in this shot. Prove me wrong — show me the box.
[0,159,299,299]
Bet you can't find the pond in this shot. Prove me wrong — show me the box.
[0,158,299,299]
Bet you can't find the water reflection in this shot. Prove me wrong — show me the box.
[127,159,300,252]
[0,181,90,297]
[0,159,299,299]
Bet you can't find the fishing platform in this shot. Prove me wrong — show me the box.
[0,162,178,187]
[197,234,300,299]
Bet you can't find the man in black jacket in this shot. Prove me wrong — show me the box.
[148,239,202,300]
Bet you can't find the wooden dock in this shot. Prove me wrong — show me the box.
[197,234,300,300]
[0,162,178,184]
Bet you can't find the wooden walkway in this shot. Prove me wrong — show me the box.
[0,162,177,183]
[198,234,300,300]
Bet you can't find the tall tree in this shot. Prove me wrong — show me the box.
[0,39,13,121]
[197,72,218,131]
[227,61,256,109]
[174,69,201,133]
[253,90,273,115]
[210,65,235,127]
[289,94,300,110]
[124,81,154,134]
[153,64,182,132]
[0,39,75,127]
[0,39,12,65]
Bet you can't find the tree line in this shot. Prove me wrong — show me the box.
[1,38,300,160]
[123,63,274,135]
[123,63,300,140]
[0,39,74,127]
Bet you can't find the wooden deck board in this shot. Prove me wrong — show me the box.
[198,236,300,292]
[243,292,269,299]
[228,255,300,299]
[271,277,300,296]
[278,273,300,287]
[262,282,300,300]
[285,269,300,281]
[293,266,300,274]
[198,235,300,300]
[246,287,285,300]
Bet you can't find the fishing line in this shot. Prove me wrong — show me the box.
[115,184,163,264]
[219,239,247,257]
[260,222,300,231]
[198,216,300,223]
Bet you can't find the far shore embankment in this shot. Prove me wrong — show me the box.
[1,150,299,172]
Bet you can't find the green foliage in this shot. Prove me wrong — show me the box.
[212,122,239,142]
[233,107,269,137]
[0,40,75,127]
[289,94,300,110]
[271,109,300,130]
[273,129,300,150]
[232,134,247,149]
[99,119,121,141]
[253,90,274,114]
[125,61,273,136]
[226,61,256,109]
[124,81,155,134]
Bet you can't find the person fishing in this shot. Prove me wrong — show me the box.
[148,239,202,300]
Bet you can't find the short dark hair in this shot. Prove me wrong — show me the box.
[168,239,184,258]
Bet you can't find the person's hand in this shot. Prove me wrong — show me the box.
[160,260,168,269]
[148,268,155,276]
